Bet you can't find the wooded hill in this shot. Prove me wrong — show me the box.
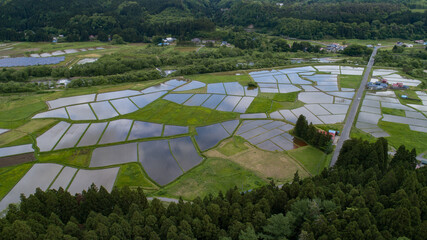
[0,0,425,41]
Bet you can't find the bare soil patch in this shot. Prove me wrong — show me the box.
[0,153,35,167]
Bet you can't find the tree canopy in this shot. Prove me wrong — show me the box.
[0,138,425,239]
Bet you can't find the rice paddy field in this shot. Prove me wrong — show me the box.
[1,51,426,211]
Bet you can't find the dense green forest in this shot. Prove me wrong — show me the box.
[0,0,425,41]
[0,138,425,239]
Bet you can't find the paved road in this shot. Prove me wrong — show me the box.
[329,47,380,167]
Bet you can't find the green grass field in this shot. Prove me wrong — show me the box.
[124,99,238,126]
[288,146,327,176]
[381,107,406,117]
[115,163,158,190]
[378,121,427,153]
[339,75,363,89]
[246,92,302,113]
[272,92,298,102]
[217,137,248,156]
[0,164,33,200]
[246,97,272,113]
[37,149,92,168]
[153,157,266,200]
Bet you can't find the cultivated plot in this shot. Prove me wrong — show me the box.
[128,121,163,140]
[163,125,189,136]
[66,104,97,121]
[49,167,78,190]
[0,164,63,211]
[47,94,96,109]
[138,140,183,186]
[169,137,203,171]
[33,108,69,119]
[54,123,89,150]
[96,90,141,101]
[173,81,206,92]
[0,56,65,67]
[236,120,295,151]
[194,121,240,151]
[90,143,138,167]
[130,91,167,108]
[67,168,120,195]
[77,122,108,147]
[98,119,133,144]
[0,144,34,158]
[110,98,139,115]
[357,91,427,137]
[90,101,119,120]
[37,121,70,152]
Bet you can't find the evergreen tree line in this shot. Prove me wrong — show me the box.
[294,115,333,152]
[0,137,425,239]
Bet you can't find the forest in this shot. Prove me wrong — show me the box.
[0,0,425,41]
[0,138,425,239]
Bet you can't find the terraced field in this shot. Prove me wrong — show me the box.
[1,64,425,211]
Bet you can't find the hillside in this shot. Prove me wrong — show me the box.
[0,0,425,41]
